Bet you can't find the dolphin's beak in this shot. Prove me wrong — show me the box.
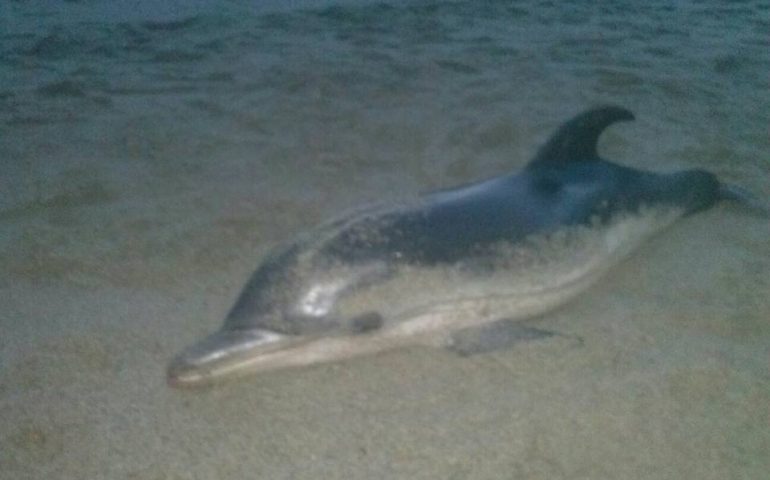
[167,328,291,388]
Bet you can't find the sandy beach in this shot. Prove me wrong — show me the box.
[2,1,769,478]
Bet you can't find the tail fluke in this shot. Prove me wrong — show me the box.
[718,183,769,217]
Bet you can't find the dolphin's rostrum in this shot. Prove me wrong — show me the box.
[167,106,761,388]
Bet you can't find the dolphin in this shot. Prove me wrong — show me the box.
[167,106,762,388]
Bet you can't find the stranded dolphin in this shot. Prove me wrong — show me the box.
[167,106,761,388]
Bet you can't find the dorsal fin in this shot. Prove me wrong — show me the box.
[529,106,634,167]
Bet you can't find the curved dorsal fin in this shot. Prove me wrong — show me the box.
[529,106,635,167]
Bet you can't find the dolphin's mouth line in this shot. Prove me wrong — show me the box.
[167,329,309,388]
[168,332,370,388]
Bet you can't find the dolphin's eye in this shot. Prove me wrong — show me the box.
[534,176,562,195]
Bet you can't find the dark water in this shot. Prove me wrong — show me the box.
[1,1,768,479]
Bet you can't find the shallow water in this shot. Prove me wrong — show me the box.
[1,1,769,479]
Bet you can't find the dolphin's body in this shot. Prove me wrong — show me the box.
[167,106,757,388]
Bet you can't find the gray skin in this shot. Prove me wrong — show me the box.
[167,106,762,388]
